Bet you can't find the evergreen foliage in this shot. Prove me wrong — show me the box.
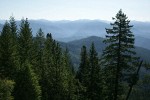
[13,60,41,100]
[32,28,45,77]
[88,43,102,100]
[41,33,78,100]
[77,45,89,86]
[76,46,89,99]
[102,9,139,100]
[18,18,33,64]
[0,79,15,100]
[0,21,19,79]
[0,12,147,100]
[62,48,77,100]
[76,43,103,100]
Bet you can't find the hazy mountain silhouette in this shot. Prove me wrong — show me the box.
[0,19,150,50]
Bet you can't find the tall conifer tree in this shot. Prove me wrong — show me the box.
[14,60,41,100]
[18,18,33,64]
[33,28,45,77]
[14,18,41,100]
[0,21,19,79]
[41,33,53,100]
[76,45,89,99]
[88,43,102,100]
[102,9,139,100]
[62,48,77,100]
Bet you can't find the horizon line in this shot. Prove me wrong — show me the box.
[0,18,150,23]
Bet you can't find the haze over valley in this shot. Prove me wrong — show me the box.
[1,0,150,99]
[0,19,150,50]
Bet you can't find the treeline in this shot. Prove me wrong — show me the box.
[0,10,150,100]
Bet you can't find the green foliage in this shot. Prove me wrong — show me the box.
[9,16,18,38]
[40,33,54,100]
[40,33,78,100]
[0,14,148,100]
[76,45,89,99]
[0,79,15,100]
[77,45,90,86]
[102,9,139,100]
[129,73,150,100]
[14,60,41,100]
[18,18,33,64]
[62,48,78,100]
[32,28,45,77]
[0,20,19,79]
[87,43,102,100]
[76,43,103,100]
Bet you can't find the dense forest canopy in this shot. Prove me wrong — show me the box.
[0,10,150,100]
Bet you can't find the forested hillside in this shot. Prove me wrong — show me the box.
[59,36,150,68]
[0,10,150,100]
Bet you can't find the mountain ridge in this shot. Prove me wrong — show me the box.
[59,36,150,69]
[0,19,150,50]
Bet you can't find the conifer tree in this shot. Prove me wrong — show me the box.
[76,45,89,99]
[77,46,89,85]
[9,16,20,72]
[41,33,53,100]
[18,18,33,64]
[51,42,64,100]
[41,33,64,100]
[9,16,18,39]
[41,33,77,100]
[102,9,139,100]
[15,18,41,100]
[14,60,41,100]
[0,21,19,79]
[62,48,77,100]
[88,42,102,100]
[33,28,45,77]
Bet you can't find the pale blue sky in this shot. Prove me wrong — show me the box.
[0,0,150,21]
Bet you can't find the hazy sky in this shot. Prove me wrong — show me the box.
[0,0,150,21]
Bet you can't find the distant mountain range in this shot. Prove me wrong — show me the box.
[0,20,150,68]
[59,36,150,69]
[0,19,150,50]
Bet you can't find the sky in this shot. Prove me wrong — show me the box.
[0,0,150,21]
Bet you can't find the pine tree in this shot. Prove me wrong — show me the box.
[77,45,89,85]
[18,18,33,64]
[102,9,139,100]
[88,42,102,100]
[14,60,41,100]
[9,16,20,73]
[0,21,19,79]
[51,42,64,100]
[32,28,45,77]
[41,33,78,99]
[76,45,90,99]
[9,16,18,39]
[62,48,77,100]
[41,33,53,100]
[15,18,41,100]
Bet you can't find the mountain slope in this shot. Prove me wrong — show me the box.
[62,36,150,68]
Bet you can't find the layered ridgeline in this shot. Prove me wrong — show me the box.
[0,11,150,99]
[0,19,150,69]
[59,36,150,69]
[0,19,150,50]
